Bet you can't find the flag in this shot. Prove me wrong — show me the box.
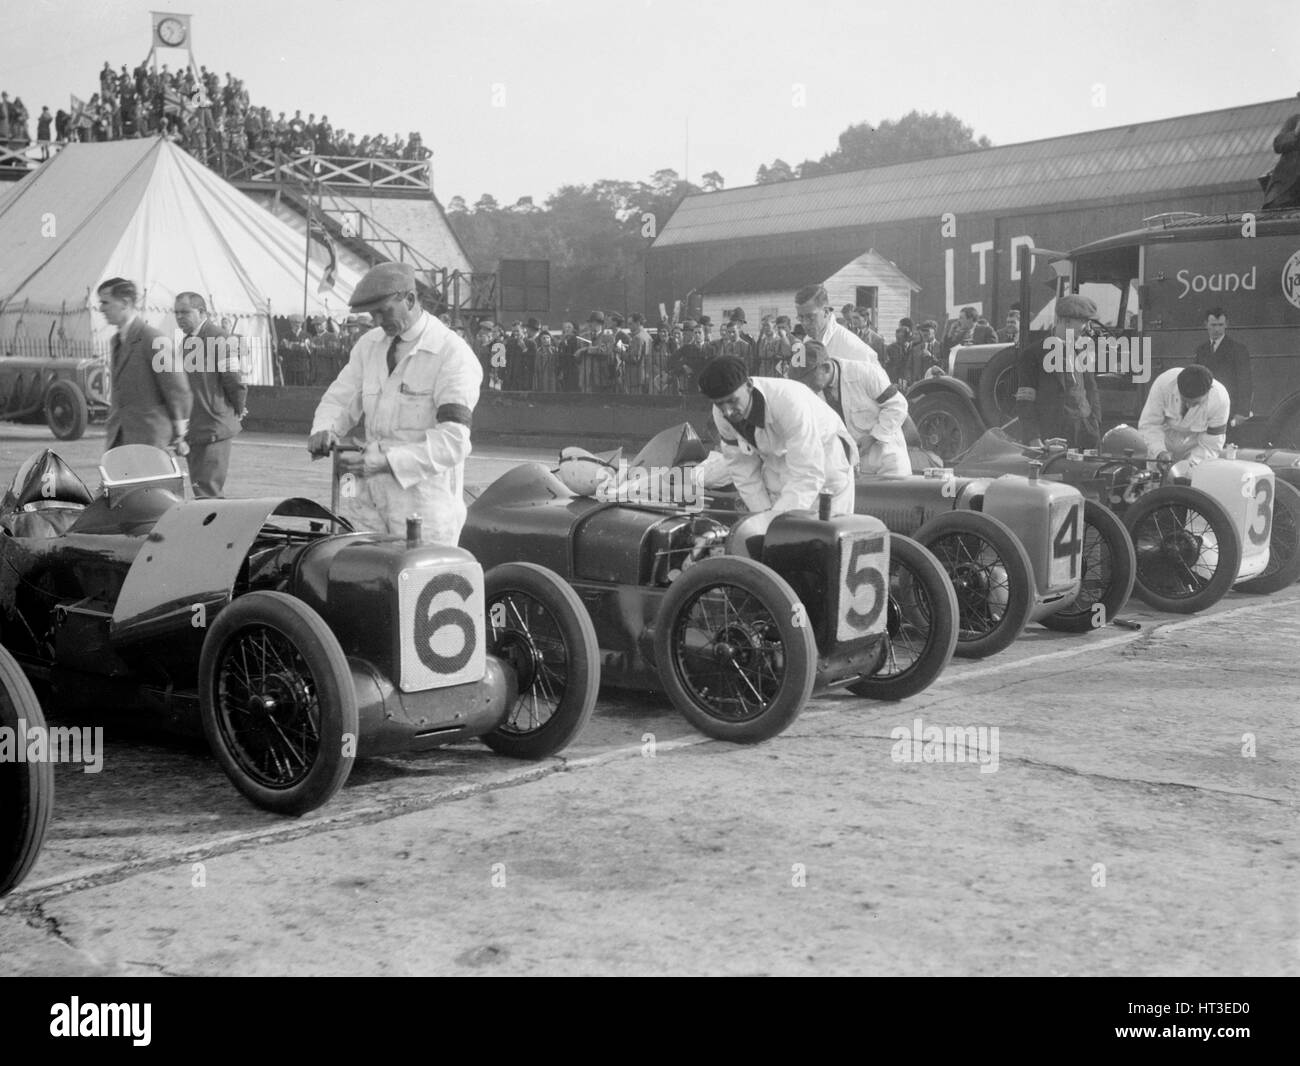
[69,94,90,130]
[306,203,337,294]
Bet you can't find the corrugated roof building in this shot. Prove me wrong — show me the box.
[648,98,1298,327]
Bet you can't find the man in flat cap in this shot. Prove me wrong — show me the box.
[698,355,858,516]
[1015,293,1103,449]
[789,339,910,476]
[1138,364,1230,464]
[308,261,483,546]
[794,285,878,365]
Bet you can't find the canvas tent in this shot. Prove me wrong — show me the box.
[0,137,360,384]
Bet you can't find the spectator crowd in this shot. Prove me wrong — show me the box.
[449,302,1017,397]
[0,60,433,169]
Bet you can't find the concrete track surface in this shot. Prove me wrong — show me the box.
[0,427,1295,976]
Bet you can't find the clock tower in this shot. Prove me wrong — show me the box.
[145,11,201,89]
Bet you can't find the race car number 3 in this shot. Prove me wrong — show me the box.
[837,533,887,641]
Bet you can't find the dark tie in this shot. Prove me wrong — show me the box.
[386,333,401,376]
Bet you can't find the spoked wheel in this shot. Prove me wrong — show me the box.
[44,380,88,442]
[1123,486,1242,613]
[482,563,599,758]
[199,591,357,815]
[1236,477,1300,594]
[916,510,1034,658]
[0,645,52,896]
[908,393,984,464]
[975,346,1019,426]
[847,534,958,700]
[1041,499,1136,632]
[655,556,816,743]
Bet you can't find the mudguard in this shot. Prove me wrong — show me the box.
[110,496,339,647]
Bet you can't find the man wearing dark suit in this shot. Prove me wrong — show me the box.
[175,292,247,497]
[98,278,191,455]
[1193,307,1253,426]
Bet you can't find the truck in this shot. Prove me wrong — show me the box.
[908,208,1300,459]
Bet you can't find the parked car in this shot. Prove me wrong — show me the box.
[0,445,600,815]
[461,431,959,744]
[0,355,109,440]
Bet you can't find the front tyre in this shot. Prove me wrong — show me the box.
[0,646,52,896]
[1123,486,1242,613]
[199,591,358,815]
[482,563,599,759]
[916,510,1034,659]
[655,556,816,743]
[847,534,958,700]
[1041,499,1136,632]
[1235,477,1300,594]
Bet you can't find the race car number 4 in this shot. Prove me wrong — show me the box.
[398,562,487,692]
[837,533,887,641]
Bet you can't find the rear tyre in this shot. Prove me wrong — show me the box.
[1235,477,1300,594]
[909,392,984,464]
[44,380,88,441]
[916,510,1034,659]
[0,645,53,896]
[1123,486,1242,613]
[481,563,600,759]
[1041,499,1136,632]
[655,556,816,743]
[847,534,958,700]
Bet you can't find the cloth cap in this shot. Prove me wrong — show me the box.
[787,339,831,380]
[698,355,750,400]
[1055,294,1098,321]
[349,261,417,311]
[1177,364,1214,398]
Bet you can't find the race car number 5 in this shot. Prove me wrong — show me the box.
[838,535,886,639]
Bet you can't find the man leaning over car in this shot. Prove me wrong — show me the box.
[1137,364,1229,466]
[307,261,482,546]
[698,354,858,517]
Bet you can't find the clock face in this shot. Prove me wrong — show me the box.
[157,17,186,46]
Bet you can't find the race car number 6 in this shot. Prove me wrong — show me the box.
[842,536,886,633]
[413,572,477,672]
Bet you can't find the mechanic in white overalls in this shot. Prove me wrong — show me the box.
[698,355,858,516]
[787,339,910,476]
[308,261,483,545]
[1138,364,1230,465]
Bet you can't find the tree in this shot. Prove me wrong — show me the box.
[701,170,725,192]
[447,195,468,214]
[473,193,500,213]
[755,158,795,184]
[818,111,991,173]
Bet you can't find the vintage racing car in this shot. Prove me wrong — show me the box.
[461,434,960,744]
[0,355,110,441]
[0,445,600,816]
[954,427,1300,612]
[0,643,52,896]
[668,423,1093,658]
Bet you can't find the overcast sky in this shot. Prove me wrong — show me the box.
[4,0,1297,205]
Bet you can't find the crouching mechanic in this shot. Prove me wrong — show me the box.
[307,261,482,545]
[697,354,858,516]
[788,338,909,475]
[1138,364,1229,464]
